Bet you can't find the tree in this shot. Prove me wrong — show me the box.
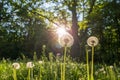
[0,0,48,59]
[33,0,90,60]
[86,0,120,63]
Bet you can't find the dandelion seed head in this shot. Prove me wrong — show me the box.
[26,62,34,68]
[95,71,98,75]
[38,61,43,64]
[58,33,74,47]
[99,68,104,72]
[56,53,61,56]
[87,36,99,47]
[103,71,106,74]
[110,65,113,69]
[12,62,20,69]
[118,74,120,78]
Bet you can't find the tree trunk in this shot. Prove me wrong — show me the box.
[70,0,80,59]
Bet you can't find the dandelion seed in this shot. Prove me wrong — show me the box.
[58,32,74,47]
[26,62,34,68]
[12,62,20,69]
[87,36,99,47]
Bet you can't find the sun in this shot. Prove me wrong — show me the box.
[56,27,67,37]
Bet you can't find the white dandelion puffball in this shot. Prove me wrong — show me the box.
[110,65,113,69]
[58,32,74,47]
[56,53,61,56]
[87,36,99,47]
[26,62,34,68]
[12,62,20,69]
[38,61,43,64]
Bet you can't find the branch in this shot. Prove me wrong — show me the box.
[88,0,96,14]
[31,10,61,28]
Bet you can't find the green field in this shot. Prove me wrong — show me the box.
[0,56,120,80]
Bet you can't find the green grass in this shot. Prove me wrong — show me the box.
[0,56,120,80]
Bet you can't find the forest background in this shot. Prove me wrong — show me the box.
[0,0,120,64]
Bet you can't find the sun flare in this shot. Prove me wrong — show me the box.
[56,27,67,37]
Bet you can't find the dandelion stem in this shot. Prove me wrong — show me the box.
[13,69,17,80]
[86,47,90,80]
[39,65,42,80]
[31,68,33,80]
[61,63,63,80]
[91,46,94,80]
[27,68,31,80]
[63,45,67,80]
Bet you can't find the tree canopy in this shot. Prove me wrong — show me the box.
[0,0,120,64]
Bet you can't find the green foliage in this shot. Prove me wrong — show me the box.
[78,20,88,30]
[0,57,120,80]
[86,1,120,64]
[0,0,48,59]
[0,0,120,65]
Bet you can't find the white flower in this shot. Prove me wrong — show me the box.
[99,68,104,72]
[56,53,61,56]
[58,32,74,47]
[26,62,34,68]
[87,36,99,47]
[12,62,20,69]
[103,71,106,74]
[95,71,98,75]
[42,45,46,48]
[110,65,113,69]
[71,63,74,66]
[118,74,120,78]
[38,61,43,64]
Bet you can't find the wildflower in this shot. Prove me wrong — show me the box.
[99,68,104,72]
[118,74,120,78]
[95,71,98,75]
[56,53,61,56]
[71,63,74,66]
[87,36,99,47]
[38,61,43,64]
[103,71,106,74]
[26,62,34,68]
[110,65,113,69]
[42,45,46,48]
[58,32,74,47]
[12,62,20,69]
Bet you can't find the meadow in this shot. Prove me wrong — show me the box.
[1,0,120,80]
[0,53,120,80]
